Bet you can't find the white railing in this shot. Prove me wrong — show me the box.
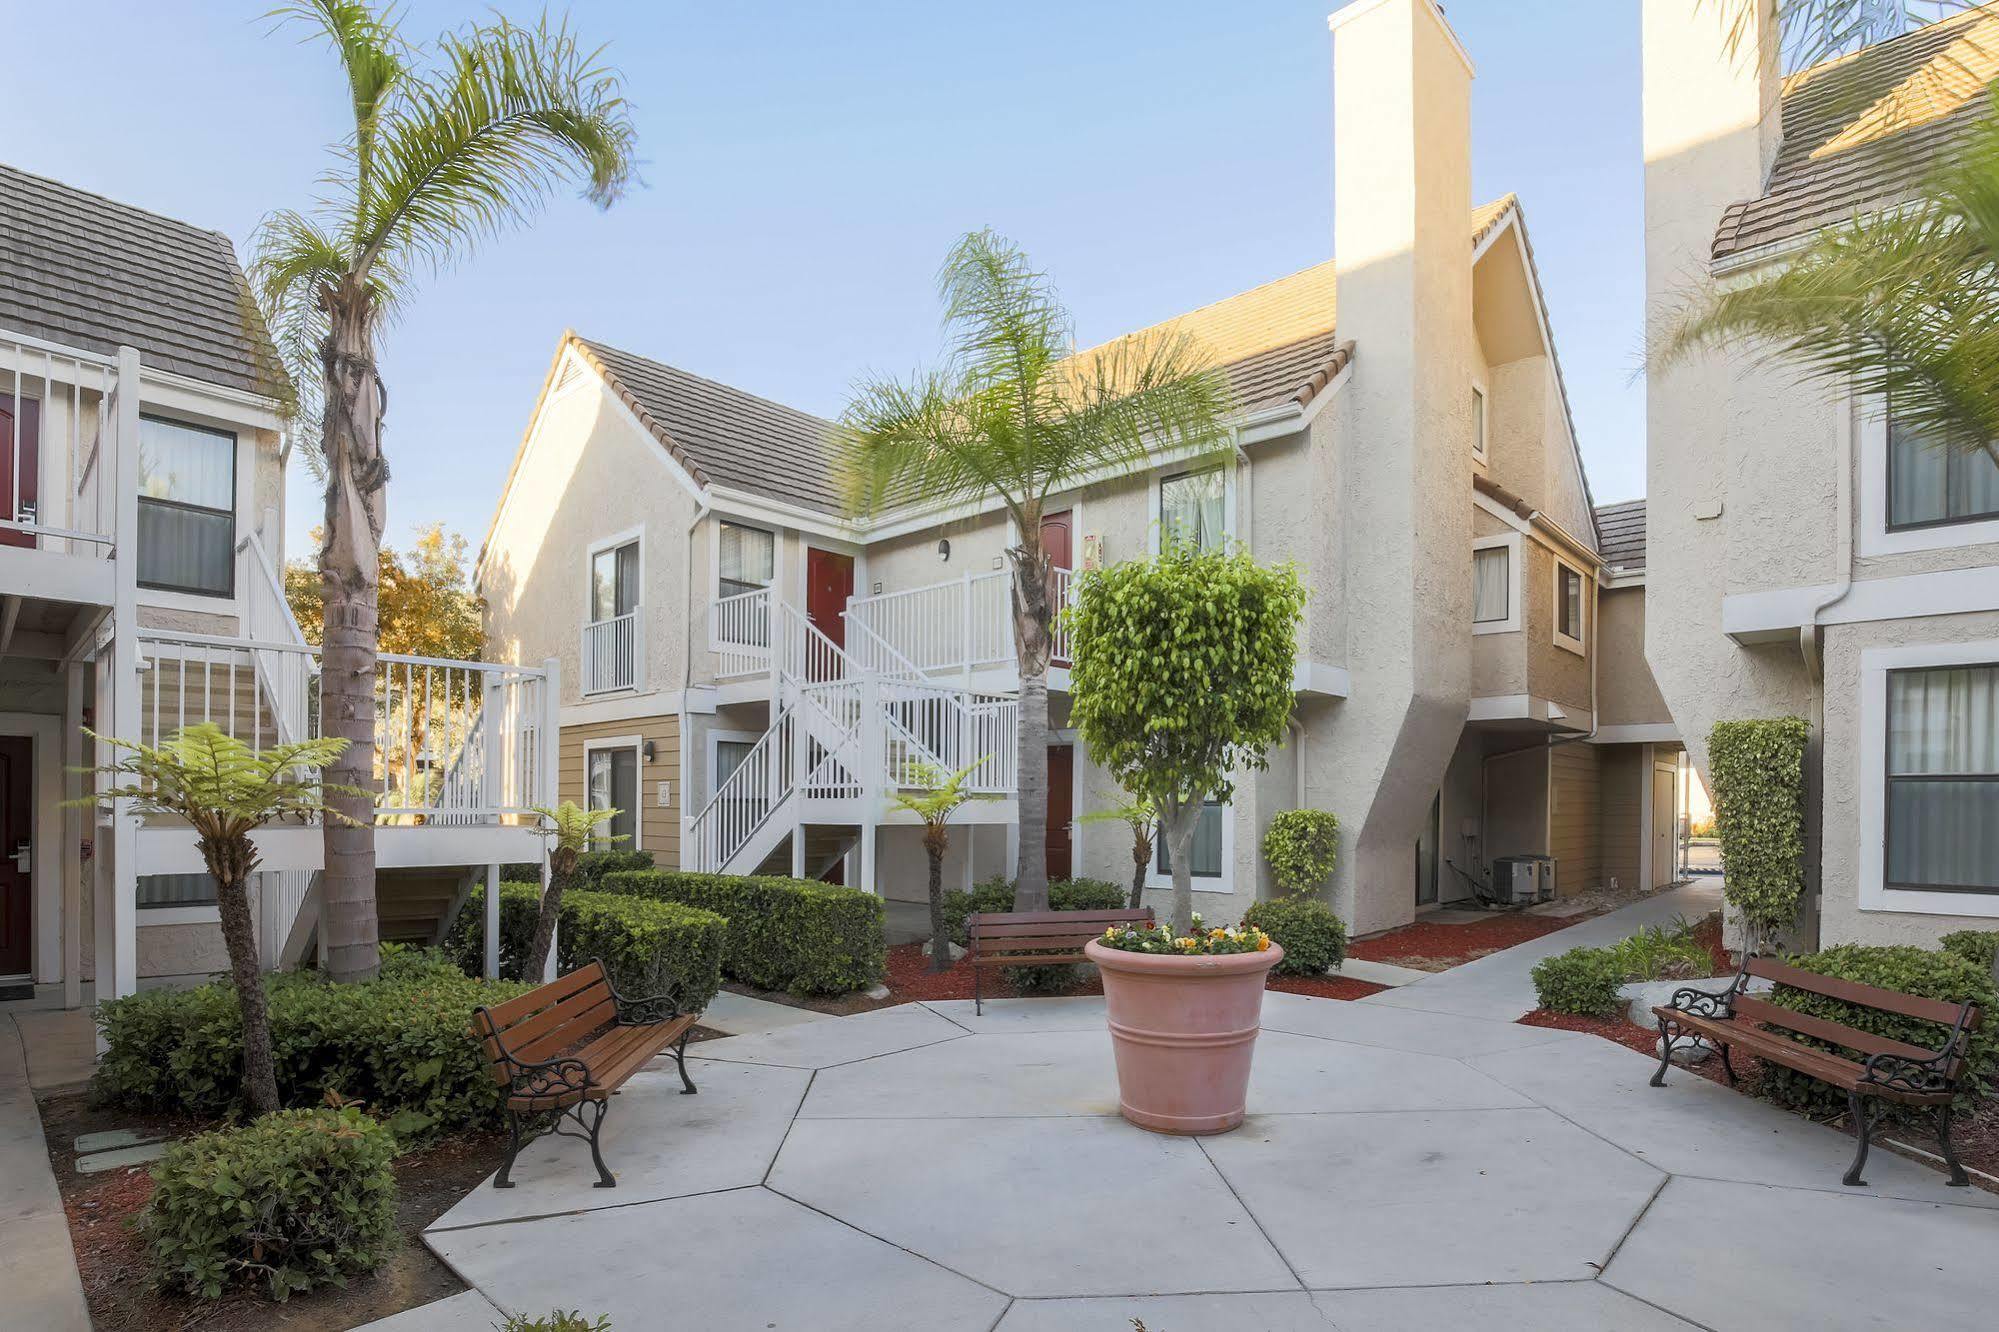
[712,586,772,677]
[259,870,317,966]
[0,331,124,556]
[880,679,1018,794]
[689,706,795,871]
[844,566,1072,677]
[582,611,641,694]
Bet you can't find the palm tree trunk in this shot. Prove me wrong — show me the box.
[205,836,279,1115]
[1128,829,1150,911]
[1162,796,1200,935]
[1009,536,1053,913]
[318,288,386,983]
[526,846,577,980]
[924,824,951,972]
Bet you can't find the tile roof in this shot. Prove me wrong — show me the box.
[1713,5,1999,260]
[1594,499,1646,574]
[0,163,282,396]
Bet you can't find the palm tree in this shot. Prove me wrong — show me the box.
[252,1,637,982]
[891,760,989,971]
[88,726,355,1114]
[1079,794,1156,909]
[524,800,623,981]
[839,231,1233,912]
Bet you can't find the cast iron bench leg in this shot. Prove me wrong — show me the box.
[1844,1089,1874,1187]
[1937,1104,1971,1187]
[495,1108,524,1189]
[1649,1017,1675,1088]
[674,1026,698,1095]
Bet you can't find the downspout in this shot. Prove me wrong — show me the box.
[679,497,712,855]
[1791,395,1855,947]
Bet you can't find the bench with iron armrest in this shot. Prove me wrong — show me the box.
[968,907,1154,1014]
[469,959,702,1189]
[1650,955,1984,1187]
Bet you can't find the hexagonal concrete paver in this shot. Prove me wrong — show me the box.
[429,1185,1009,1332]
[428,1060,808,1231]
[994,1291,1333,1330]
[1257,990,1591,1059]
[800,1029,1120,1119]
[691,1001,967,1070]
[768,1115,1299,1297]
[919,996,1117,1033]
[1246,1030,1534,1114]
[1314,1281,1699,1330]
[1200,1107,1664,1288]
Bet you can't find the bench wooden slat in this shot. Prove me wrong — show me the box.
[507,1013,702,1111]
[968,909,1150,928]
[969,920,1133,938]
[1730,995,1952,1067]
[509,993,619,1065]
[971,951,1089,967]
[483,960,608,1027]
[1745,957,1973,1027]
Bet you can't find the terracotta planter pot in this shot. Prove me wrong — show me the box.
[1085,938,1284,1135]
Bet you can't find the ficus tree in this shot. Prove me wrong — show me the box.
[1078,793,1157,910]
[839,229,1234,913]
[84,725,359,1114]
[524,800,623,981]
[1067,546,1305,933]
[252,1,637,982]
[891,760,991,971]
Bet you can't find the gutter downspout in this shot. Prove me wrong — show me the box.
[1791,396,1855,949]
[679,497,712,856]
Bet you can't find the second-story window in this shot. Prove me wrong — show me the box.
[1888,414,1999,531]
[1556,563,1585,648]
[1160,468,1226,552]
[1471,384,1488,461]
[137,416,234,597]
[591,539,640,623]
[1473,546,1510,624]
[719,521,775,598]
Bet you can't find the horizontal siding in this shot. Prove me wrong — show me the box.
[559,714,682,864]
[1597,745,1644,894]
[1549,742,1601,895]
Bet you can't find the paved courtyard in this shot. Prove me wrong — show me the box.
[408,989,1997,1331]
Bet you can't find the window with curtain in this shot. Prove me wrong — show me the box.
[1156,798,1224,878]
[1885,663,1999,892]
[1557,565,1584,641]
[137,416,234,596]
[719,521,775,598]
[1888,414,1999,530]
[137,873,218,908]
[587,746,639,850]
[715,738,755,788]
[1473,546,1510,624]
[590,539,639,623]
[1159,469,1226,552]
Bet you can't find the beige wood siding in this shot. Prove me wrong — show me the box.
[1596,744,1644,893]
[559,714,681,866]
[1549,741,1601,895]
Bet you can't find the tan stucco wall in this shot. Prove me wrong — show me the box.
[558,714,683,866]
[1522,540,1591,716]
[1597,585,1670,726]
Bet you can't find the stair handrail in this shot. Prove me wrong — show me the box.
[841,612,925,683]
[688,703,798,871]
[237,530,316,749]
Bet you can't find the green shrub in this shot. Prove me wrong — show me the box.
[1530,946,1627,1017]
[94,953,530,1139]
[1606,916,1716,981]
[940,876,1128,946]
[441,880,541,979]
[501,1314,612,1332]
[1262,810,1340,894]
[499,848,655,888]
[1242,897,1348,976]
[142,1106,398,1301]
[556,890,725,1011]
[1707,717,1810,943]
[600,870,886,995]
[1941,929,1999,975]
[1762,943,1998,1116]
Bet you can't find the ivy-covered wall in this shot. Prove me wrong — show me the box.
[1708,716,1810,947]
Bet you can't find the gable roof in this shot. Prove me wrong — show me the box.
[1713,4,1999,261]
[0,163,282,397]
[1593,499,1645,574]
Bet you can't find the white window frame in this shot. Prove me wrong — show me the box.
[1472,533,1521,635]
[581,525,646,696]
[706,727,763,805]
[712,517,778,602]
[1144,790,1236,896]
[1470,379,1489,463]
[135,414,254,613]
[1858,398,1999,557]
[583,735,644,851]
[1858,637,1999,918]
[1146,463,1236,556]
[1552,557,1586,656]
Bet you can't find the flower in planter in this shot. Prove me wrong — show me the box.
[1098,913,1273,957]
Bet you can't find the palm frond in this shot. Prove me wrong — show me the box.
[247,209,345,439]
[267,0,409,194]
[530,799,624,854]
[80,725,364,843]
[890,759,991,825]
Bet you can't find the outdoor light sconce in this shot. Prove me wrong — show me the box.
[937,539,951,562]
[642,740,657,763]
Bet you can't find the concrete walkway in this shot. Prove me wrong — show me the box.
[1361,880,1724,1021]
[0,1014,91,1332]
[401,986,1995,1331]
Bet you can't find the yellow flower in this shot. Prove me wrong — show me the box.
[1257,936,1272,951]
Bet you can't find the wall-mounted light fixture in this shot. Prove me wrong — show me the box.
[937,539,951,562]
[642,740,657,763]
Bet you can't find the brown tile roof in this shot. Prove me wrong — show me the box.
[1593,499,1645,574]
[1713,5,1999,260]
[0,163,282,396]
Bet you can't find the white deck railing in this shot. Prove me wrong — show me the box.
[0,330,124,556]
[581,611,641,694]
[844,566,1073,677]
[711,585,772,677]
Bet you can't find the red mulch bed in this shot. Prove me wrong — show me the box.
[1349,911,1585,971]
[872,941,1384,1005]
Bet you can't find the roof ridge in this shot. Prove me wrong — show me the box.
[0,161,236,244]
[576,333,836,428]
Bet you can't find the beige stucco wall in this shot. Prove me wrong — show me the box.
[1597,585,1671,726]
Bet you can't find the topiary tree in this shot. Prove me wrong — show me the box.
[86,724,358,1114]
[1067,546,1305,933]
[1707,717,1811,953]
[1262,809,1340,896]
[524,801,623,982]
[1079,792,1156,909]
[892,760,990,971]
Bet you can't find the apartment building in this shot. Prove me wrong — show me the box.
[481,0,1683,937]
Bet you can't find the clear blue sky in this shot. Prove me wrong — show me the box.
[0,0,1645,561]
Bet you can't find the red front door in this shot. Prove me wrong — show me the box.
[805,549,854,648]
[1045,743,1074,882]
[0,395,41,550]
[1039,512,1072,667]
[0,737,32,976]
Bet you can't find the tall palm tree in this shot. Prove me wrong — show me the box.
[253,1,636,982]
[839,231,1233,912]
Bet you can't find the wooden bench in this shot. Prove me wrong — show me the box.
[1651,955,1984,1187]
[968,907,1153,1014]
[469,959,702,1189]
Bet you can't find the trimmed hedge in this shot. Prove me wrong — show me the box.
[1242,896,1348,976]
[1262,810,1340,895]
[442,882,725,1011]
[1763,943,1998,1116]
[1708,718,1810,942]
[143,1106,398,1301]
[94,950,529,1139]
[1530,945,1626,1017]
[1941,929,1999,976]
[499,848,656,888]
[940,876,1128,947]
[600,869,886,995]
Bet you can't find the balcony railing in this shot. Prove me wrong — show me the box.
[845,566,1074,677]
[581,611,641,694]
[711,585,772,677]
[0,330,126,558]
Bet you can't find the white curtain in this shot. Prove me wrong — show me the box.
[1886,664,1999,891]
[719,521,774,591]
[1160,470,1226,551]
[1473,546,1510,623]
[138,416,233,508]
[1889,416,1999,526]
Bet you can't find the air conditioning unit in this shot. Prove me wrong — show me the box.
[1529,855,1557,902]
[1491,857,1539,905]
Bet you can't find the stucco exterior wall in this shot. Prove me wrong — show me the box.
[1522,540,1592,717]
[1597,585,1671,726]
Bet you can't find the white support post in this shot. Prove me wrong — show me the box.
[106,346,141,1001]
[791,821,805,878]
[61,663,84,1008]
[960,569,974,681]
[540,656,561,981]
[484,862,500,981]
